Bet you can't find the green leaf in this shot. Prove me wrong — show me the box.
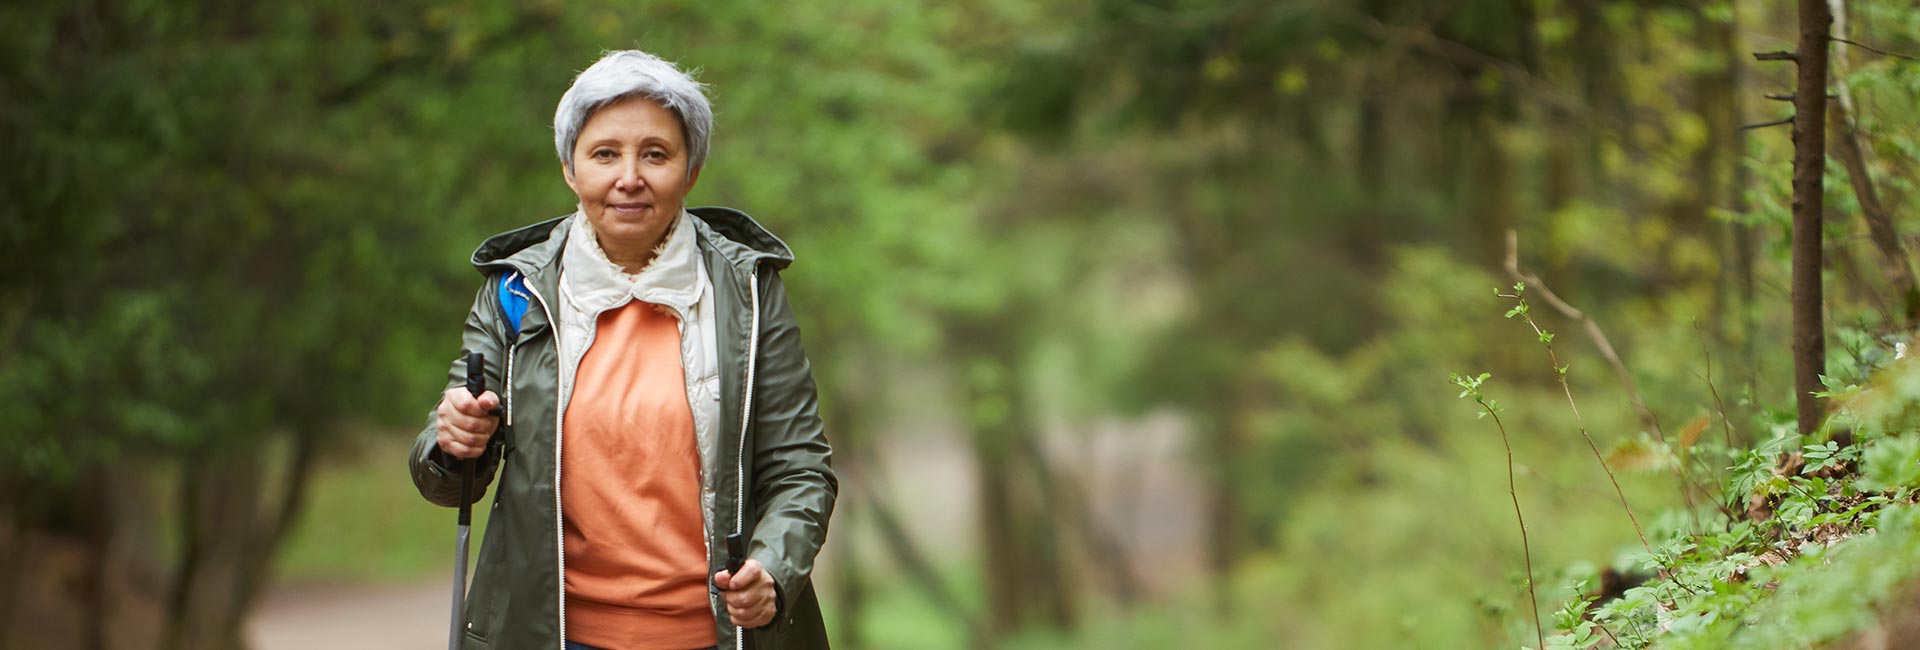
[1864,435,1920,491]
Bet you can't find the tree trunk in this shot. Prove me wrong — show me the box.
[1696,3,1741,351]
[959,337,1074,637]
[969,359,1021,638]
[1724,1,1761,405]
[1530,0,1579,288]
[1204,382,1255,615]
[1351,0,1390,271]
[1790,0,1833,436]
[164,436,318,650]
[1572,0,1631,180]
[1473,112,1518,274]
[821,381,866,650]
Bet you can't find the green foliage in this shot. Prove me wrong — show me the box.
[11,0,1920,647]
[1524,352,1920,649]
[1863,435,1920,492]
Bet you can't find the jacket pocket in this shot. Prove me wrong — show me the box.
[462,521,509,643]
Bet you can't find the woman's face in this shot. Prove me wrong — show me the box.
[564,95,700,252]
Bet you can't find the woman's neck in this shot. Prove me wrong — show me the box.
[601,242,659,275]
[594,216,675,275]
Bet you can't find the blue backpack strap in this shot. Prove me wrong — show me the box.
[497,271,531,337]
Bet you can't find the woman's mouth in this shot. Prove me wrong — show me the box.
[610,202,650,214]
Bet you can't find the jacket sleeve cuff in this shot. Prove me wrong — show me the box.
[755,550,799,620]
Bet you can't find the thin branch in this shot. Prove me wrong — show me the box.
[1463,387,1544,650]
[1014,429,1143,605]
[1830,36,1920,61]
[1504,231,1673,544]
[1828,0,1920,328]
[1692,321,1739,451]
[863,488,992,649]
[1504,231,1665,444]
[1741,117,1795,131]
[1765,93,1838,101]
[1595,619,1625,650]
[1499,291,1660,552]
[1754,50,1798,61]
[1689,320,1746,527]
[318,10,558,106]
[1342,12,1588,117]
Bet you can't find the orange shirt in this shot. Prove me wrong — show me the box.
[562,301,716,650]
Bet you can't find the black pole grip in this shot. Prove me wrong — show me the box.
[725,532,747,575]
[466,352,486,398]
[459,352,484,526]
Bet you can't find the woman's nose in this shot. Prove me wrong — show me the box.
[615,162,644,193]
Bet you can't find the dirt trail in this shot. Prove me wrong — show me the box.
[248,577,451,650]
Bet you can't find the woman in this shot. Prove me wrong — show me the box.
[410,50,836,650]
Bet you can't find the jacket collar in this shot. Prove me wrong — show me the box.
[686,206,795,273]
[560,209,704,322]
[470,205,796,279]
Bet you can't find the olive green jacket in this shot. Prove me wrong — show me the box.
[409,207,836,650]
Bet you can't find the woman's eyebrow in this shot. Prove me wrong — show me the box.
[586,135,674,147]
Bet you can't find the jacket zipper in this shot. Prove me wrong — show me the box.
[513,275,569,650]
[515,264,759,648]
[734,268,761,650]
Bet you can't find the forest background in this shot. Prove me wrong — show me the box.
[6,0,1920,648]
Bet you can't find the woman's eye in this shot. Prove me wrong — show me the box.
[644,150,667,161]
[592,149,616,160]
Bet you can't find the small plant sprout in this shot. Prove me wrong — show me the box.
[1452,370,1544,650]
[1496,284,1657,554]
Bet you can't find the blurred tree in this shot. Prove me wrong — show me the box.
[0,1,570,646]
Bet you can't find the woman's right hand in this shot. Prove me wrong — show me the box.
[436,387,501,460]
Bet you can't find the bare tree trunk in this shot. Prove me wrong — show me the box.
[1355,10,1388,272]
[1694,3,1737,307]
[959,337,1074,637]
[1572,0,1634,186]
[1827,0,1920,328]
[1699,2,1746,346]
[1790,0,1833,436]
[166,451,261,650]
[162,459,206,650]
[0,499,19,650]
[164,436,318,650]
[969,367,1021,638]
[1725,1,1761,406]
[1473,111,1517,274]
[821,387,866,650]
[1202,377,1266,616]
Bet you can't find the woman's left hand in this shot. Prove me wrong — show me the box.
[713,559,777,628]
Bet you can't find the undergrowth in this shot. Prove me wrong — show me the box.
[1461,286,1920,649]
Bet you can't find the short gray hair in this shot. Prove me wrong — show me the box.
[553,50,712,175]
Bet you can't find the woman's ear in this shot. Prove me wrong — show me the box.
[561,161,579,194]
[686,166,702,190]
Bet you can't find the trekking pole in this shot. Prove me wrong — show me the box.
[449,352,484,650]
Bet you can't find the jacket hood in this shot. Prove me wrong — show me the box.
[469,206,793,277]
